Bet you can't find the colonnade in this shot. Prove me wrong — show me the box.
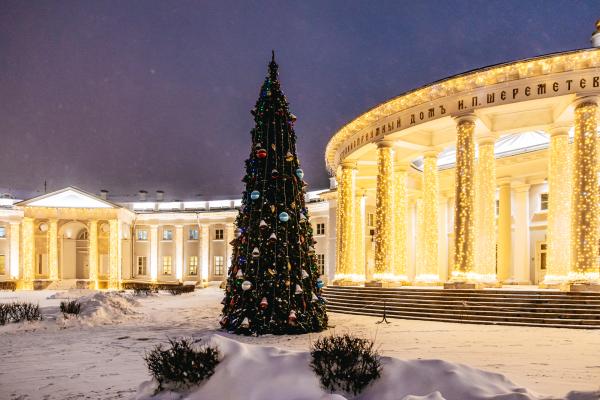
[334,96,600,288]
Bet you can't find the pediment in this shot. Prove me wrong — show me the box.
[17,187,117,209]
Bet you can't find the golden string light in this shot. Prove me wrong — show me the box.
[416,152,439,282]
[334,162,359,282]
[20,217,35,290]
[374,142,394,279]
[48,219,59,281]
[354,194,366,280]
[393,166,408,281]
[88,220,99,289]
[109,219,121,289]
[570,100,599,281]
[474,138,497,283]
[544,128,571,283]
[453,117,475,279]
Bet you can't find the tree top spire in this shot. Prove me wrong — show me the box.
[268,50,278,78]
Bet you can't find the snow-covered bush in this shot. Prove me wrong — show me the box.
[60,300,81,316]
[167,285,195,295]
[310,333,382,395]
[144,337,220,391]
[0,302,42,325]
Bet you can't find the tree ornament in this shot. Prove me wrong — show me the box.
[295,169,304,179]
[279,212,290,222]
[235,228,243,238]
[316,278,325,289]
[259,297,268,310]
[288,310,297,325]
[252,247,260,258]
[295,284,303,294]
[308,246,316,255]
[256,148,267,159]
[271,169,279,179]
[250,190,260,200]
[285,151,294,162]
[268,232,277,243]
[290,114,297,123]
[302,269,309,279]
[236,269,244,278]
[240,317,250,328]
[220,316,228,327]
[241,280,252,291]
[311,292,319,302]
[259,220,268,230]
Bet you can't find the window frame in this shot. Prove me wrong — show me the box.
[214,229,224,240]
[188,255,198,276]
[0,226,6,239]
[136,229,148,241]
[162,256,172,275]
[162,228,173,241]
[540,192,549,211]
[188,228,199,241]
[0,254,5,275]
[316,223,325,236]
[137,256,148,276]
[214,255,224,275]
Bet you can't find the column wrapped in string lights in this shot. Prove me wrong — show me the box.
[20,217,35,290]
[108,219,121,289]
[374,140,394,280]
[570,98,599,281]
[393,164,408,281]
[496,178,512,282]
[334,161,358,282]
[452,115,476,280]
[474,136,497,283]
[88,220,99,289]
[354,193,366,279]
[544,125,571,283]
[415,198,424,274]
[416,151,440,283]
[48,219,59,281]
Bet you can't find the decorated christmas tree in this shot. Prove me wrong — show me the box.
[219,52,328,335]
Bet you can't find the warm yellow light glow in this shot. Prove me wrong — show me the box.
[570,100,599,279]
[88,220,99,289]
[451,271,498,283]
[416,152,439,282]
[544,128,571,283]
[150,225,158,281]
[453,116,476,279]
[415,198,424,274]
[200,224,209,282]
[393,165,408,279]
[354,194,366,279]
[374,142,393,277]
[20,217,34,290]
[9,222,20,279]
[48,219,59,281]
[176,225,184,281]
[108,219,121,289]
[334,273,366,282]
[335,162,357,280]
[474,138,497,282]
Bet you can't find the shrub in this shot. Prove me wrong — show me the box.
[310,333,382,395]
[144,337,220,391]
[167,285,195,295]
[0,302,43,325]
[133,287,153,296]
[60,300,81,316]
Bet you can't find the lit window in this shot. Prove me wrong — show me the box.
[162,256,172,275]
[188,256,198,275]
[316,223,325,236]
[0,226,5,238]
[0,255,5,275]
[188,228,199,240]
[316,254,325,275]
[137,230,148,241]
[162,229,173,241]
[137,256,147,275]
[368,213,375,227]
[495,199,500,216]
[215,229,224,240]
[540,193,549,211]
[214,256,224,275]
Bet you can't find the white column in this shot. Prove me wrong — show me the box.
[9,221,20,279]
[407,198,417,281]
[200,224,210,282]
[438,196,449,282]
[175,225,184,281]
[497,178,512,282]
[326,197,338,282]
[512,184,531,284]
[108,219,122,289]
[149,225,158,281]
[355,194,366,279]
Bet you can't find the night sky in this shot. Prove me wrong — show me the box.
[0,1,598,201]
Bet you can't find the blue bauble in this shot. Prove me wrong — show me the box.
[250,190,260,200]
[279,212,290,222]
[296,169,304,179]
[316,278,324,289]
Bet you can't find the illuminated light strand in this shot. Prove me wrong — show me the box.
[374,142,394,277]
[334,273,366,282]
[48,219,59,281]
[453,117,476,279]
[108,219,121,289]
[88,220,99,289]
[354,194,366,280]
[451,271,498,283]
[544,128,571,284]
[416,152,439,282]
[373,273,408,282]
[335,162,357,280]
[20,217,35,290]
[393,166,408,279]
[415,198,424,276]
[570,101,599,281]
[474,139,497,282]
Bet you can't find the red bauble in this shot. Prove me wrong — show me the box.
[256,149,267,159]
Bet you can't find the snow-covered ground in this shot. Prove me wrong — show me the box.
[0,286,599,399]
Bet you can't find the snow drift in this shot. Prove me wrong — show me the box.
[135,335,599,400]
[51,290,140,326]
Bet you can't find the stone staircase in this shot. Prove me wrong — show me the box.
[323,286,600,329]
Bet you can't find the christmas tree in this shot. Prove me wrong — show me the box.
[220,52,328,335]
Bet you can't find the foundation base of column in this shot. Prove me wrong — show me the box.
[567,283,600,293]
[413,281,444,287]
[444,281,483,290]
[538,282,563,289]
[365,280,404,288]
[333,279,364,287]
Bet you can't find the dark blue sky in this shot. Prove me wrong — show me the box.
[0,1,598,200]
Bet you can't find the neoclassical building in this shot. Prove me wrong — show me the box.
[326,32,600,290]
[0,187,333,289]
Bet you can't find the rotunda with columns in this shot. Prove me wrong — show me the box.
[326,28,600,291]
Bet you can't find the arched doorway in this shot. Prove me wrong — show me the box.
[59,221,89,279]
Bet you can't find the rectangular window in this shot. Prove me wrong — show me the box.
[137,256,147,275]
[38,254,43,275]
[188,228,199,240]
[316,223,325,236]
[540,193,549,211]
[188,256,198,275]
[316,254,325,275]
[368,213,375,227]
[495,199,500,216]
[162,256,172,275]
[137,229,148,241]
[215,229,224,240]
[162,229,173,241]
[0,226,5,238]
[214,256,224,275]
[0,255,5,275]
